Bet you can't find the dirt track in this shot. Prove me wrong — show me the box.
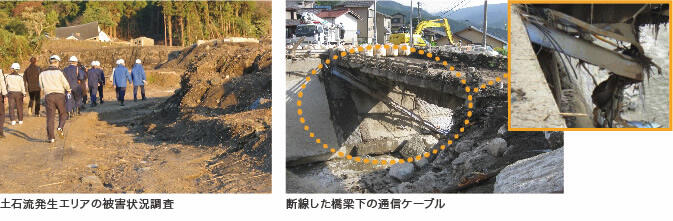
[0,86,270,193]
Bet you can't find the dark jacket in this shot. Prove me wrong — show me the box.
[62,65,85,89]
[24,63,41,92]
[87,68,104,89]
[79,65,89,91]
[99,69,106,86]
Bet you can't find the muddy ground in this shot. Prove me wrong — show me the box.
[0,39,271,193]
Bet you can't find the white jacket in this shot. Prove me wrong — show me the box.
[4,73,26,95]
[39,67,71,95]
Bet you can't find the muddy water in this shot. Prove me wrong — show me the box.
[573,24,670,128]
[622,25,670,127]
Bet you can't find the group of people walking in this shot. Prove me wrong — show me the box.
[1,55,147,143]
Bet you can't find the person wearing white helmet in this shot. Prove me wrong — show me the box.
[87,61,104,107]
[131,58,147,101]
[62,55,86,115]
[4,63,27,126]
[39,55,72,143]
[112,59,132,106]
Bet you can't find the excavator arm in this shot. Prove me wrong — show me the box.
[413,18,455,45]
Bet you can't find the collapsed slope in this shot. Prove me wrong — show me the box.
[136,39,273,192]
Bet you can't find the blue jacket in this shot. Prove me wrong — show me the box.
[87,68,104,89]
[112,64,131,87]
[62,65,85,89]
[131,64,146,86]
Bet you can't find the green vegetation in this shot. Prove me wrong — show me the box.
[494,47,507,56]
[0,1,271,68]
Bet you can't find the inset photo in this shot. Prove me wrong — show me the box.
[509,3,671,129]
[286,0,563,194]
[0,1,271,193]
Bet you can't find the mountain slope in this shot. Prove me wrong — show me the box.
[376,1,469,34]
[376,1,506,41]
[435,3,507,31]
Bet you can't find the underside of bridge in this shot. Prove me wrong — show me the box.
[511,4,670,128]
[287,48,564,193]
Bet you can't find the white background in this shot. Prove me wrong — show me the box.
[4,0,673,220]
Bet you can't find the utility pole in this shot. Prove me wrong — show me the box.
[482,0,488,47]
[410,0,414,46]
[374,0,377,44]
[417,2,421,20]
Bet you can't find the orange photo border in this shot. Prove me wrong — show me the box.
[507,0,673,131]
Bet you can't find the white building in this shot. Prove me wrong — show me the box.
[54,22,111,42]
[316,9,360,45]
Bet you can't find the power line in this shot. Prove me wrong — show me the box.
[438,0,470,18]
[437,0,461,17]
[444,0,472,18]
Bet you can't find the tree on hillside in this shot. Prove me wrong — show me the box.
[81,2,115,34]
[121,1,147,39]
[45,10,59,36]
[160,1,174,46]
[43,1,81,26]
[19,7,47,38]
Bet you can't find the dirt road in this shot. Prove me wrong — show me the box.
[0,86,270,193]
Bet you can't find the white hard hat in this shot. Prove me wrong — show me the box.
[91,61,98,66]
[10,63,20,70]
[116,59,125,65]
[50,55,61,61]
[69,56,78,62]
[135,59,141,64]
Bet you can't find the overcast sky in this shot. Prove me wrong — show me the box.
[388,0,508,14]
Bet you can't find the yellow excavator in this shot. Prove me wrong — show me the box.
[390,18,456,47]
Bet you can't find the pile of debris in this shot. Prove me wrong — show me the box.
[364,90,563,193]
[137,39,272,185]
[431,47,507,71]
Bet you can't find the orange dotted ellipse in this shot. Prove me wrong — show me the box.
[293,45,507,164]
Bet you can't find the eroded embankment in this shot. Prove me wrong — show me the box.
[133,39,273,192]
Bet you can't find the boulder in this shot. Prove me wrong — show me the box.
[388,163,415,181]
[463,151,497,172]
[398,137,427,159]
[480,138,508,157]
[455,140,475,153]
[414,157,429,168]
[411,171,456,193]
[494,148,564,193]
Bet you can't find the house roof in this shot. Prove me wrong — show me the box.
[316,9,361,20]
[453,26,507,44]
[337,1,373,8]
[392,12,405,17]
[54,22,101,40]
[376,12,391,18]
